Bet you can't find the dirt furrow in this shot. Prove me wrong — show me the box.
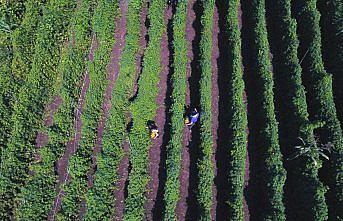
[86,0,128,189]
[174,0,195,219]
[48,34,98,221]
[210,6,219,220]
[113,3,149,220]
[144,6,172,220]
[239,3,251,220]
[243,91,250,221]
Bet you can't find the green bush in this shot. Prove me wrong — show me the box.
[0,0,76,219]
[14,0,93,219]
[224,0,248,220]
[57,0,119,219]
[84,0,143,219]
[243,0,287,220]
[123,1,165,220]
[163,1,188,220]
[196,0,216,220]
[265,0,328,220]
[293,0,343,220]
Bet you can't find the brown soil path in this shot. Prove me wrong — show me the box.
[144,6,173,221]
[211,5,219,220]
[174,0,195,219]
[86,0,128,189]
[47,34,98,221]
[113,3,149,220]
[239,3,251,220]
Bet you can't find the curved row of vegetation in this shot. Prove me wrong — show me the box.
[162,1,188,220]
[123,1,166,220]
[0,0,76,219]
[223,0,248,219]
[242,0,287,220]
[14,0,94,219]
[84,0,144,219]
[197,0,216,219]
[266,0,328,220]
[0,0,29,163]
[318,0,343,128]
[292,0,343,220]
[56,0,119,220]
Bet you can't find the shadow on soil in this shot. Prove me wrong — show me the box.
[129,2,151,103]
[152,5,176,220]
[264,1,302,220]
[241,0,269,220]
[214,0,232,219]
[185,0,203,220]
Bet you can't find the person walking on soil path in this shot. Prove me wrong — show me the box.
[185,108,200,131]
[146,120,159,140]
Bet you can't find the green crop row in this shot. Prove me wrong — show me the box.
[56,1,119,220]
[14,0,93,220]
[197,0,216,220]
[223,0,248,220]
[318,0,343,127]
[293,0,343,220]
[0,0,45,165]
[84,0,143,220]
[123,1,165,220]
[0,0,27,159]
[163,1,188,220]
[0,0,27,27]
[11,0,49,81]
[266,0,328,220]
[0,0,76,219]
[245,0,287,220]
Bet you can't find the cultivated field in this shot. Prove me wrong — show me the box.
[0,0,342,220]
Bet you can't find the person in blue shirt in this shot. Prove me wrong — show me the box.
[185,108,199,130]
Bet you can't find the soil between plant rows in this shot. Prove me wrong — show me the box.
[48,32,98,220]
[210,5,219,220]
[86,0,128,190]
[114,2,149,220]
[144,6,173,221]
[174,0,195,219]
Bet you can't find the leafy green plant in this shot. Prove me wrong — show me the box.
[123,1,165,220]
[242,0,286,220]
[57,0,119,219]
[85,0,144,219]
[163,1,188,220]
[265,0,328,219]
[224,0,248,220]
[196,1,216,219]
[0,0,76,219]
[288,137,331,165]
[293,0,343,219]
[14,0,93,219]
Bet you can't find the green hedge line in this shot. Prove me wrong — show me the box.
[224,0,248,220]
[84,0,143,219]
[318,0,343,127]
[245,0,287,220]
[0,0,44,165]
[0,0,76,219]
[11,0,48,81]
[14,0,93,219]
[163,1,188,220]
[197,0,216,219]
[266,0,328,220]
[123,1,165,220]
[293,0,343,220]
[56,1,119,220]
